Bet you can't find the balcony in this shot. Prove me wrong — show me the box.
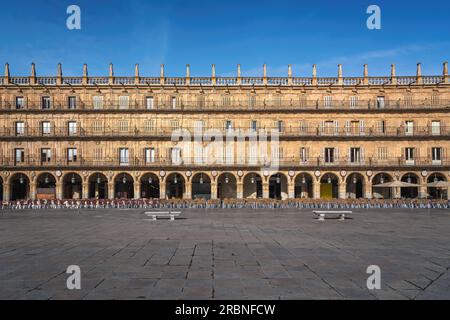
[1,156,448,169]
[0,99,449,112]
[2,125,449,140]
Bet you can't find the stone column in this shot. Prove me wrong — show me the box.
[134,182,140,199]
[339,182,347,199]
[30,182,37,200]
[419,184,427,199]
[108,182,114,200]
[313,182,321,199]
[262,182,269,199]
[237,182,243,199]
[82,182,89,199]
[185,181,192,199]
[211,181,217,199]
[288,180,295,199]
[416,62,422,84]
[365,180,373,199]
[56,181,63,200]
[159,181,166,199]
[3,183,10,202]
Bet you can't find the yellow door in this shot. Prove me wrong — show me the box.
[320,184,333,199]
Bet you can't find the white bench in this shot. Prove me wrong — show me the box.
[313,210,352,221]
[144,211,181,221]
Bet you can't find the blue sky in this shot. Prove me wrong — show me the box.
[1,0,449,77]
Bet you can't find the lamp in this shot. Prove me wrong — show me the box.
[44,175,49,184]
[301,175,306,184]
[174,175,178,184]
[327,175,332,184]
[148,176,153,184]
[434,175,439,182]
[276,175,281,184]
[352,176,357,184]
[225,175,229,184]
[19,175,24,184]
[251,175,255,184]
[96,175,101,184]
[199,174,204,184]
[380,175,384,184]
[122,175,127,184]
[407,176,412,184]
[71,174,76,184]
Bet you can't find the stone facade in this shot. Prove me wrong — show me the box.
[0,62,449,201]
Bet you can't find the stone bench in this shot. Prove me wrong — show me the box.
[313,210,352,221]
[144,211,181,221]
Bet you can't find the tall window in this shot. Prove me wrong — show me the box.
[93,96,103,110]
[376,96,385,109]
[144,148,155,163]
[15,121,25,136]
[68,121,77,136]
[41,121,51,135]
[225,120,233,132]
[250,120,258,131]
[15,97,25,109]
[324,148,335,163]
[171,97,177,109]
[40,148,51,163]
[94,148,103,161]
[299,120,308,134]
[349,96,358,108]
[93,120,103,133]
[300,147,309,163]
[405,147,415,165]
[249,95,256,108]
[42,96,51,109]
[377,120,386,134]
[68,96,77,109]
[144,120,155,132]
[350,147,361,164]
[431,120,441,135]
[223,95,231,107]
[146,96,154,110]
[15,148,25,164]
[119,96,129,109]
[170,147,181,165]
[431,147,442,164]
[377,147,388,160]
[405,121,414,136]
[119,148,129,165]
[119,120,129,132]
[324,96,332,108]
[67,148,77,162]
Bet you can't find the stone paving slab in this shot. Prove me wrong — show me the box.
[0,208,449,300]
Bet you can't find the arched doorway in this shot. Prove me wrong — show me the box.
[166,173,185,199]
[36,173,56,200]
[191,173,211,200]
[10,173,29,201]
[294,173,313,198]
[63,173,83,199]
[217,173,237,199]
[346,173,365,199]
[427,173,448,200]
[372,173,393,199]
[140,173,160,199]
[269,173,288,199]
[320,173,339,199]
[114,173,134,199]
[88,173,108,199]
[243,173,263,198]
[401,173,419,198]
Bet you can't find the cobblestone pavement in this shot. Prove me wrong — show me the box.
[0,208,449,300]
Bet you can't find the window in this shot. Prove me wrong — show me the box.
[324,148,335,163]
[249,95,256,108]
[119,148,129,165]
[431,94,439,105]
[171,97,177,109]
[250,120,258,131]
[377,147,388,160]
[405,121,414,136]
[119,96,129,109]
[93,121,103,133]
[300,147,309,163]
[15,121,25,136]
[277,120,284,133]
[225,120,233,132]
[299,120,308,134]
[322,120,336,135]
[223,95,231,107]
[94,148,103,161]
[93,96,103,110]
[42,96,51,109]
[40,148,51,163]
[145,148,156,163]
[15,148,25,164]
[146,97,154,110]
[431,121,441,135]
[41,121,51,135]
[68,96,77,109]
[377,120,386,134]
[16,97,25,109]
[119,120,129,132]
[350,96,358,108]
[431,147,442,164]
[67,148,77,162]
[324,96,332,108]
[350,147,361,164]
[68,121,77,136]
[197,95,205,108]
[405,147,415,165]
[144,120,155,132]
[170,148,181,165]
[404,95,413,106]
[376,96,385,109]
[170,120,180,130]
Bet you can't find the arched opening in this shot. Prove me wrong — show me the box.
[114,173,134,199]
[88,173,108,199]
[320,173,339,199]
[294,173,313,198]
[217,173,237,199]
[10,173,29,201]
[0,177,3,201]
[427,173,448,200]
[63,173,83,199]
[140,173,160,199]
[372,173,393,199]
[401,173,419,198]
[166,173,185,199]
[346,173,365,199]
[191,173,211,200]
[36,173,56,200]
[269,173,288,200]
[243,173,263,198]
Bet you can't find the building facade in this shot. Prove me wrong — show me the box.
[0,62,449,202]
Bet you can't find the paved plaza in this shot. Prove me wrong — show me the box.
[0,208,449,300]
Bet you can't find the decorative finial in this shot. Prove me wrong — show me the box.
[160,64,165,78]
[4,63,10,78]
[109,63,114,77]
[263,64,267,78]
[83,63,88,77]
[337,64,342,78]
[211,64,216,78]
[312,64,317,78]
[135,64,139,78]
[31,63,36,77]
[288,64,292,77]
[57,63,63,77]
[237,64,241,77]
[186,64,190,78]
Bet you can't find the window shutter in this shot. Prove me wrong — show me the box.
[334,120,339,135]
[361,147,365,164]
[345,120,350,135]
[335,147,339,161]
[360,120,365,135]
